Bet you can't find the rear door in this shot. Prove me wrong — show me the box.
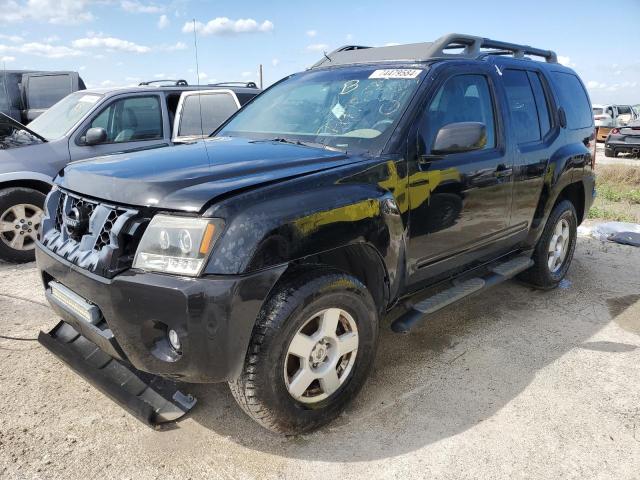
[68,92,169,161]
[501,67,558,230]
[172,89,241,142]
[406,63,515,285]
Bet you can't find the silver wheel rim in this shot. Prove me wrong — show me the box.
[0,203,43,251]
[284,308,359,404]
[547,218,571,273]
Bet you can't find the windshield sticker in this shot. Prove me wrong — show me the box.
[77,95,100,104]
[369,69,422,80]
[331,103,346,119]
[340,80,359,95]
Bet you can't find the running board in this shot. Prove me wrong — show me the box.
[391,255,533,334]
[38,321,196,427]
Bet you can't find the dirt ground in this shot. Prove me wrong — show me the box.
[1,236,640,479]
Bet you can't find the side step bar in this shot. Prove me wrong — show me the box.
[391,255,533,333]
[39,321,196,427]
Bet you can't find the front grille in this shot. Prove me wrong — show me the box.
[41,189,147,278]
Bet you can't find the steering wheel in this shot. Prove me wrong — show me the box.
[371,118,394,131]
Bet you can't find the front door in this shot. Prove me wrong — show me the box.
[69,93,169,161]
[406,65,515,286]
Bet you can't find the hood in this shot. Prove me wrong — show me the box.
[58,137,358,211]
[0,112,47,149]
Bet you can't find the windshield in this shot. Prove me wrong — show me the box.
[28,92,102,140]
[219,66,425,153]
[592,107,604,115]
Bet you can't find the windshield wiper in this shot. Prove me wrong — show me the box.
[250,137,345,153]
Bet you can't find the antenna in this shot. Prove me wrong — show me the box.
[192,18,210,164]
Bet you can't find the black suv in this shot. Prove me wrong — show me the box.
[36,34,596,435]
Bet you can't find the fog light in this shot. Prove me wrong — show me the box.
[168,329,181,352]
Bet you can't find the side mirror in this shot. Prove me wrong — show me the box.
[431,122,487,155]
[84,127,107,146]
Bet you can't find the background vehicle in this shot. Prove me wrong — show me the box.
[593,103,638,141]
[0,70,86,124]
[35,34,595,434]
[0,81,259,263]
[604,119,640,157]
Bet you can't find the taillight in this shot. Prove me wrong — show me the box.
[611,128,620,135]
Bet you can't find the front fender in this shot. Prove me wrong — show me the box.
[203,183,406,294]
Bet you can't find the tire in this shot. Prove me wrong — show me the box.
[229,268,379,435]
[519,199,577,289]
[0,187,46,263]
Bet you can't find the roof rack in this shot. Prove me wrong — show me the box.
[138,79,189,86]
[208,81,259,89]
[310,33,558,69]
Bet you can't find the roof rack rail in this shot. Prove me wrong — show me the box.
[208,81,259,89]
[139,79,189,86]
[310,33,557,69]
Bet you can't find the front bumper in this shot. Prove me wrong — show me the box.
[36,242,286,383]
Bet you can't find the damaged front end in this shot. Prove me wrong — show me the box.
[38,280,196,427]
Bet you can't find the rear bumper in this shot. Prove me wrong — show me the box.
[36,242,286,383]
[605,139,640,157]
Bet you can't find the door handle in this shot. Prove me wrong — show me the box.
[494,167,512,178]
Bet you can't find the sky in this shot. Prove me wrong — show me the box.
[0,0,639,104]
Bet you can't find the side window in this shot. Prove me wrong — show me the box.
[550,72,592,129]
[26,74,73,110]
[87,95,162,144]
[178,93,239,137]
[503,70,540,144]
[528,72,552,137]
[424,74,496,151]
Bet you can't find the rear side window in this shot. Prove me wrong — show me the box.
[528,72,552,137]
[425,74,496,150]
[550,72,592,129]
[179,93,239,136]
[503,70,540,144]
[26,74,73,110]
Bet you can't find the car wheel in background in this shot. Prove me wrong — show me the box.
[0,187,46,263]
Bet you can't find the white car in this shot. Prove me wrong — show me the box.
[593,104,638,141]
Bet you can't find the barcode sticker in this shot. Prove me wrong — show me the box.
[369,69,422,79]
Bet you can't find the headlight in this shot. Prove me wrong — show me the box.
[133,215,223,276]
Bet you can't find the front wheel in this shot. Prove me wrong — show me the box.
[229,268,379,435]
[519,199,577,289]
[0,187,46,263]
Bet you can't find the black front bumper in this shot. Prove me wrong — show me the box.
[36,243,286,383]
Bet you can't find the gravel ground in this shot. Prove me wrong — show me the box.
[1,236,639,479]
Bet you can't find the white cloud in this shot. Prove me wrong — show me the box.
[306,29,317,37]
[0,34,24,43]
[164,41,186,52]
[0,55,15,63]
[79,65,86,71]
[182,17,274,36]
[307,43,329,52]
[100,79,116,87]
[587,80,606,89]
[72,35,151,53]
[198,72,208,80]
[346,33,353,41]
[271,58,279,67]
[157,14,169,29]
[241,71,252,78]
[557,55,575,67]
[154,73,165,78]
[42,35,59,43]
[0,0,94,25]
[121,1,163,14]
[384,42,400,47]
[0,41,83,58]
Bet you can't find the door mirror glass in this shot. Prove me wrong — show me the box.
[431,122,487,155]
[85,127,107,145]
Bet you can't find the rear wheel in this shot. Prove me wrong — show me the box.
[229,268,379,435]
[0,188,46,263]
[519,199,577,289]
